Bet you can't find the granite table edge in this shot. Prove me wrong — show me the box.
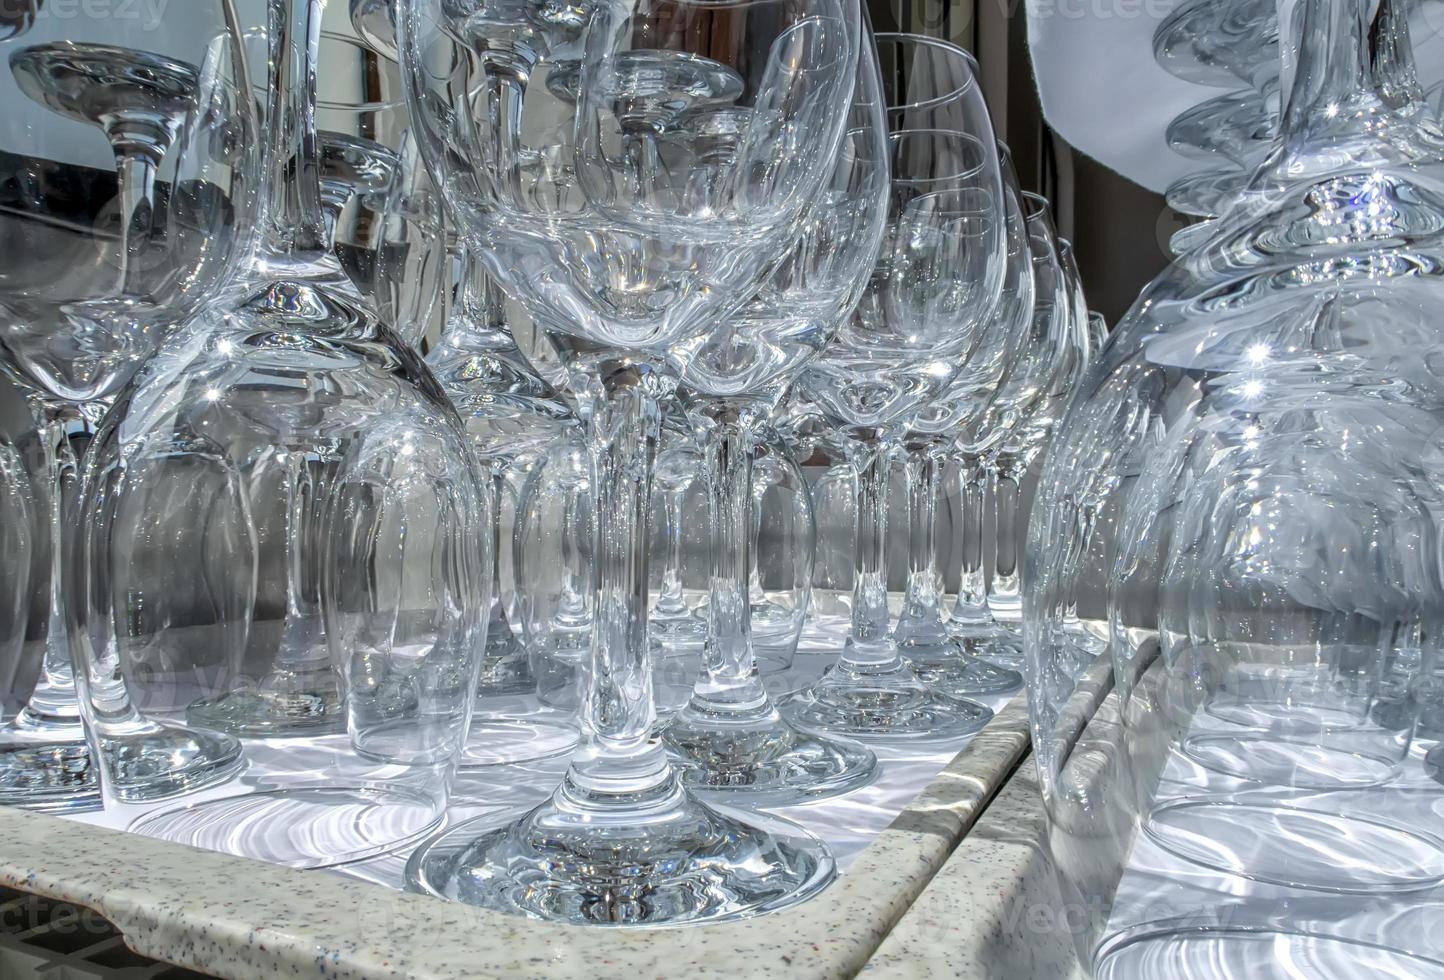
[0,695,1031,980]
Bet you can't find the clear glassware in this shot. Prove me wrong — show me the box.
[315,29,446,351]
[892,145,1032,699]
[749,432,816,674]
[0,0,40,41]
[656,30,885,804]
[778,395,855,619]
[0,3,259,810]
[400,0,860,923]
[428,243,580,766]
[785,40,1010,740]
[984,206,1085,634]
[649,424,707,647]
[0,437,34,724]
[1026,0,1444,974]
[1153,0,1277,90]
[943,191,1071,671]
[68,0,489,868]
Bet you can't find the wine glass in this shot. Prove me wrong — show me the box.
[315,29,446,351]
[894,151,1033,699]
[428,242,581,766]
[0,6,258,810]
[982,199,1082,637]
[782,35,1009,741]
[400,0,861,923]
[659,31,887,804]
[0,0,40,41]
[69,0,489,869]
[0,436,33,722]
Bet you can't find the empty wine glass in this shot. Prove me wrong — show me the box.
[69,0,489,868]
[315,30,446,350]
[0,437,33,723]
[894,152,1033,699]
[401,0,861,923]
[660,31,887,804]
[429,243,580,766]
[0,5,258,810]
[785,123,1008,742]
[984,200,1082,635]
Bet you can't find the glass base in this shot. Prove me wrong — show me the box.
[477,628,537,697]
[781,651,993,741]
[130,784,443,868]
[405,784,835,925]
[459,717,579,768]
[650,611,707,644]
[905,641,1022,698]
[105,724,244,803]
[664,705,876,806]
[951,621,1024,670]
[1144,798,1444,894]
[0,738,99,813]
[1181,732,1399,790]
[187,684,344,738]
[1094,921,1444,980]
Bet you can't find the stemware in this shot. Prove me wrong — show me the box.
[984,208,1084,633]
[0,437,33,721]
[400,0,861,923]
[428,243,581,766]
[1026,0,1444,973]
[784,39,1010,740]
[68,0,489,869]
[891,147,1033,699]
[659,31,887,804]
[315,29,446,351]
[0,4,258,809]
[0,0,40,41]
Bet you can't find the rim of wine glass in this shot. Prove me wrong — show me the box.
[241,29,404,113]
[1019,190,1053,224]
[889,127,988,189]
[874,32,980,116]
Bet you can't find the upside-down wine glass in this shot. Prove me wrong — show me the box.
[0,2,258,810]
[68,0,490,868]
[1026,0,1444,972]
[428,242,580,765]
[659,30,887,804]
[400,0,861,923]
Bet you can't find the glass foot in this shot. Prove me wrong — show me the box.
[650,612,707,644]
[459,717,579,768]
[1094,921,1444,980]
[130,784,441,868]
[906,642,1022,698]
[1182,732,1399,790]
[664,706,876,806]
[781,657,993,740]
[104,724,244,803]
[0,739,98,813]
[187,685,344,737]
[1145,798,1444,894]
[951,622,1024,670]
[405,783,834,925]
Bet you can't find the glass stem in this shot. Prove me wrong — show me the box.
[260,0,329,263]
[560,378,674,802]
[951,455,990,624]
[842,441,901,669]
[556,478,589,629]
[654,484,688,618]
[896,443,944,642]
[15,403,94,728]
[988,454,1023,619]
[111,149,159,297]
[689,408,768,712]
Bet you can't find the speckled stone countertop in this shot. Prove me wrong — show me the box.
[861,753,1086,980]
[0,694,1031,980]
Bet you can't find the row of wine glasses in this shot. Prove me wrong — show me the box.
[0,0,1089,930]
[1029,0,1444,975]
